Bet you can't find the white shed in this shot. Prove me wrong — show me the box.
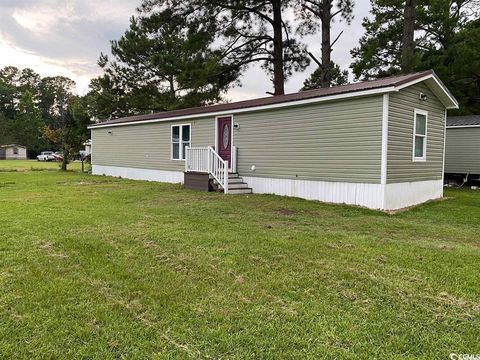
[0,144,27,160]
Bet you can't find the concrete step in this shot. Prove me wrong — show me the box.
[228,182,249,190]
[228,188,252,195]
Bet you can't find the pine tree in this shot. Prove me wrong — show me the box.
[301,62,348,90]
[189,0,310,96]
[296,0,354,87]
[91,3,240,118]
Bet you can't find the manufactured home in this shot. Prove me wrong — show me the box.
[445,115,480,179]
[0,144,27,160]
[89,70,458,210]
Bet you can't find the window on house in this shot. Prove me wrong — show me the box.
[413,110,427,161]
[171,124,191,160]
[13,147,18,155]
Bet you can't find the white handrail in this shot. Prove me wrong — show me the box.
[208,146,228,194]
[185,146,228,193]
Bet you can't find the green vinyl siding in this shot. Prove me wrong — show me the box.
[445,127,480,174]
[234,96,384,183]
[91,83,449,185]
[91,117,214,172]
[387,83,446,183]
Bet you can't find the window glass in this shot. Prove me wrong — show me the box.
[415,114,426,135]
[414,136,424,158]
[223,124,229,149]
[172,126,180,142]
[172,143,180,159]
[182,125,190,142]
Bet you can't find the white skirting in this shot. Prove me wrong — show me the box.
[91,165,443,210]
[383,179,443,210]
[242,176,443,210]
[92,165,184,183]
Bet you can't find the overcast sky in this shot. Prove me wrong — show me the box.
[0,0,372,101]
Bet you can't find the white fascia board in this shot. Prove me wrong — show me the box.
[88,86,396,129]
[395,74,459,109]
[446,125,480,129]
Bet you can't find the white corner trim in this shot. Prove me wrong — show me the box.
[442,110,447,180]
[92,165,184,183]
[381,94,389,185]
[88,87,396,129]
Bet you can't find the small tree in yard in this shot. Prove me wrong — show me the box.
[42,98,91,171]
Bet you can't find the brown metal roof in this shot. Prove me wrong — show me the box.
[90,70,434,127]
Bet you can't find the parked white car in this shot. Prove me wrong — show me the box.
[37,151,56,161]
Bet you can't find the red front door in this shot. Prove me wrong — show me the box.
[217,117,232,168]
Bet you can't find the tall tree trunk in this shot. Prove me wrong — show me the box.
[61,149,68,171]
[272,0,285,95]
[401,0,416,73]
[320,1,333,87]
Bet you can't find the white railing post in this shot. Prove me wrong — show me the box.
[185,146,190,172]
[223,162,228,194]
[208,146,212,174]
[232,146,237,174]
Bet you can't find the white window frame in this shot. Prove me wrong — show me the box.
[171,123,191,161]
[412,109,428,162]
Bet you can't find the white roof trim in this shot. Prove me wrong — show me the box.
[396,73,459,109]
[88,86,396,129]
[88,72,458,129]
[446,125,480,129]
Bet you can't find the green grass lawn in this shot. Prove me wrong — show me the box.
[0,161,479,359]
[0,159,88,172]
